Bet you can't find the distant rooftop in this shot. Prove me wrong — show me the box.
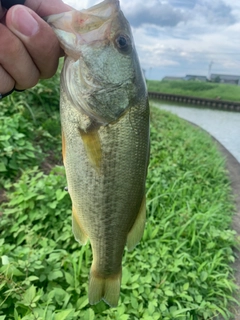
[162,76,183,81]
[185,75,207,80]
[162,74,240,84]
[210,74,240,81]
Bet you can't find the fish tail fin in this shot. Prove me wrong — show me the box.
[88,268,122,307]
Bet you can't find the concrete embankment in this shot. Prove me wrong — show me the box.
[148,91,240,112]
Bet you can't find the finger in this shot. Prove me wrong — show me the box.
[0,23,40,90]
[6,5,62,79]
[0,6,6,20]
[0,65,15,94]
[24,0,72,16]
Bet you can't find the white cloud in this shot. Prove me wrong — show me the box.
[62,0,240,79]
[63,0,97,9]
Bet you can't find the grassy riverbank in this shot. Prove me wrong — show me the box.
[0,71,238,319]
[147,79,240,102]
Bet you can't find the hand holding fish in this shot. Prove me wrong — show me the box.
[0,0,72,98]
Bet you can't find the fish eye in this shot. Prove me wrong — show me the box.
[117,36,127,48]
[115,34,131,53]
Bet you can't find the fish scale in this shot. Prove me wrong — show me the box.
[46,0,149,307]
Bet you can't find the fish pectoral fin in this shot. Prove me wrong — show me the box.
[88,268,122,308]
[72,206,88,245]
[79,127,102,173]
[126,195,146,251]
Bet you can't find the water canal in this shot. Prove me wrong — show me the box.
[152,101,240,163]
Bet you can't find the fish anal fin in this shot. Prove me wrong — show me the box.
[127,195,146,251]
[79,128,102,173]
[89,267,122,308]
[72,206,88,245]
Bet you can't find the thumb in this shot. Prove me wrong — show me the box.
[5,5,65,79]
[24,0,72,17]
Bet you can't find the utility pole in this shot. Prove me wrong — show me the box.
[142,69,146,79]
[208,61,213,81]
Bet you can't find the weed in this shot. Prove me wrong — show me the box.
[0,103,237,319]
[0,110,42,185]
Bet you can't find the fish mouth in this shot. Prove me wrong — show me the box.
[46,0,120,46]
[81,0,120,21]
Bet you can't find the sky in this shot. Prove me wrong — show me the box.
[63,0,240,80]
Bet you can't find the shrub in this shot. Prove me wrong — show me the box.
[0,111,42,185]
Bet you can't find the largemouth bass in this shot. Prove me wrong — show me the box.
[47,0,149,307]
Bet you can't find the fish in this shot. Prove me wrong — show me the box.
[46,0,149,307]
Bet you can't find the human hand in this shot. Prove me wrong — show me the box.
[0,0,72,97]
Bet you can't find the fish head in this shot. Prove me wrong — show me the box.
[46,0,147,125]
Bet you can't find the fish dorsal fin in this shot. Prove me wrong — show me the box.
[126,195,146,251]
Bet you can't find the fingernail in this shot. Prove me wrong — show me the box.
[12,7,39,37]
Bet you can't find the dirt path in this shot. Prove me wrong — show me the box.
[213,137,240,319]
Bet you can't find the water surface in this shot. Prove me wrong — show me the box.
[152,102,240,163]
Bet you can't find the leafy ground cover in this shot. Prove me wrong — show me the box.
[147,80,240,102]
[0,71,62,190]
[0,72,238,319]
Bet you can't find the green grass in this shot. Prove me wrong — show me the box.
[147,80,240,102]
[0,68,62,188]
[0,72,238,319]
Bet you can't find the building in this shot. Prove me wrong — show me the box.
[210,74,240,85]
[184,75,208,82]
[162,76,184,81]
